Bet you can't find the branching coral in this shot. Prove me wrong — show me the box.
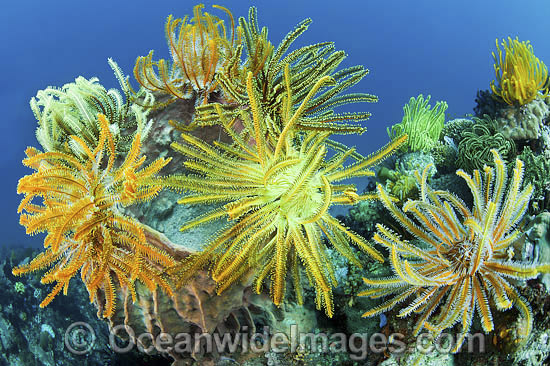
[32,59,153,155]
[134,4,239,105]
[388,94,447,152]
[360,150,550,351]
[196,7,377,135]
[159,67,406,317]
[491,37,549,106]
[13,114,174,317]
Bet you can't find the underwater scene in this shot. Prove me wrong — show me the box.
[2,1,550,365]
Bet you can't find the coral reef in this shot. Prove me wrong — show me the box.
[12,4,550,366]
[377,151,436,202]
[98,226,255,365]
[493,96,550,141]
[439,118,474,145]
[431,118,471,170]
[0,247,163,366]
[517,147,550,208]
[377,166,418,202]
[347,197,385,237]
[161,68,406,317]
[475,90,550,141]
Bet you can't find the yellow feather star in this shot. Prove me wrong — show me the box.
[360,149,550,351]
[491,37,549,106]
[14,114,175,318]
[162,67,406,317]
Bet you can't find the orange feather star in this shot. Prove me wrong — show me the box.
[14,114,174,318]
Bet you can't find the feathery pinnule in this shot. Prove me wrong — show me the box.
[195,6,378,136]
[14,114,174,318]
[491,37,549,106]
[360,150,550,351]
[161,65,405,317]
[134,4,240,105]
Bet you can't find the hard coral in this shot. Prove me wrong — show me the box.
[360,150,550,352]
[491,37,549,106]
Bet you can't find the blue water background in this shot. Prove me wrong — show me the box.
[1,0,548,247]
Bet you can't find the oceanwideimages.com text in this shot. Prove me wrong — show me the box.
[64,322,485,360]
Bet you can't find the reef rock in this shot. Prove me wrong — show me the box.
[96,226,315,366]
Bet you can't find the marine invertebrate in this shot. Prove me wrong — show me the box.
[388,94,447,152]
[101,225,312,365]
[32,59,152,155]
[378,166,418,202]
[474,88,550,141]
[196,6,377,135]
[517,147,550,208]
[14,282,25,294]
[456,115,516,173]
[13,114,174,317]
[161,68,406,317]
[134,4,239,105]
[360,150,550,351]
[440,118,474,144]
[491,37,549,106]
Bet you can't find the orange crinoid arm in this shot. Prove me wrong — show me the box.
[14,114,174,318]
[134,4,240,104]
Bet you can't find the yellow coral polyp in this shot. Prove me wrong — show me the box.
[491,37,549,106]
